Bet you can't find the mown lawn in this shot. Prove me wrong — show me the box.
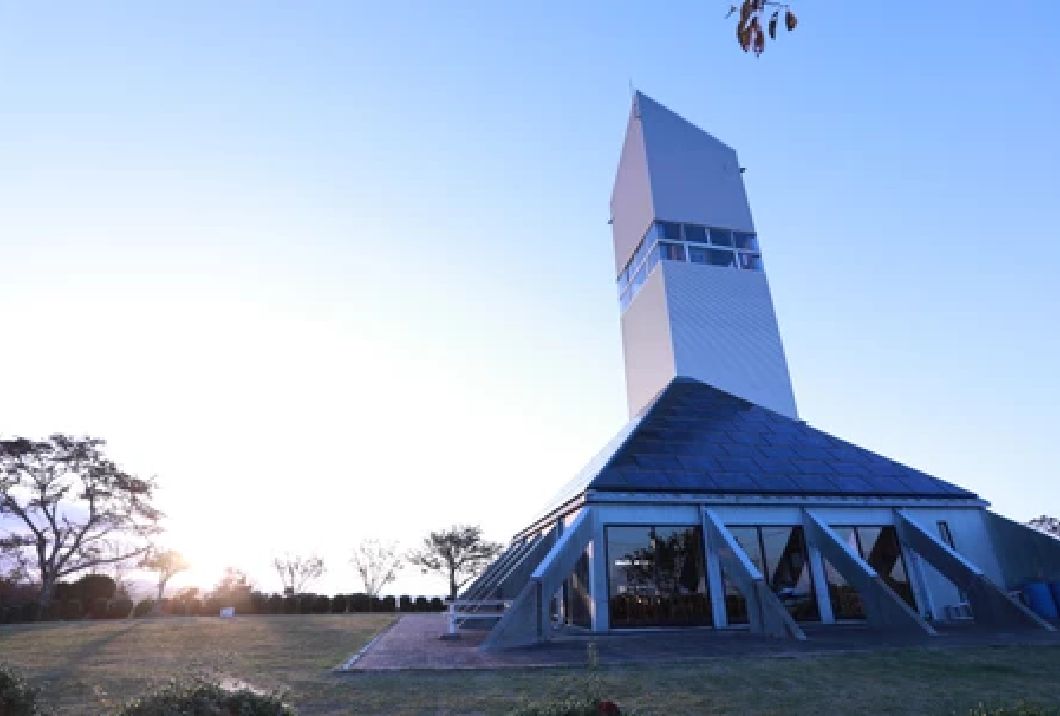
[2,615,1060,715]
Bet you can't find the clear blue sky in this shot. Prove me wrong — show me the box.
[1,1,1057,595]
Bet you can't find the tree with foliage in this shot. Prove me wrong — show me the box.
[1027,515,1060,539]
[272,554,325,596]
[728,1,798,56]
[0,435,161,613]
[139,548,190,601]
[350,539,402,597]
[408,525,502,600]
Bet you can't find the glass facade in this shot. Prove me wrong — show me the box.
[607,525,712,628]
[725,526,820,623]
[824,525,916,620]
[563,549,592,628]
[617,220,764,312]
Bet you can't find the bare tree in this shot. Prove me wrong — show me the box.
[140,548,191,601]
[408,525,502,600]
[1027,515,1060,539]
[0,435,162,613]
[350,539,403,597]
[272,553,325,595]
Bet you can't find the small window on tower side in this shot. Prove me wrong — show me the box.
[658,221,682,242]
[707,248,736,267]
[733,232,758,250]
[684,224,707,244]
[660,242,686,261]
[740,253,763,271]
[709,228,733,247]
[688,246,708,264]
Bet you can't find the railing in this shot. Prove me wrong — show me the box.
[445,599,512,636]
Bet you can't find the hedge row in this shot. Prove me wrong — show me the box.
[0,593,445,624]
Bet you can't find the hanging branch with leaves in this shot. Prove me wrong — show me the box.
[728,1,798,56]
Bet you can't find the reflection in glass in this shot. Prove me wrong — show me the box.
[823,525,916,620]
[724,526,819,623]
[607,525,711,628]
[564,549,591,628]
[688,246,708,265]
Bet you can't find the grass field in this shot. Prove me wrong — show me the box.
[2,615,1060,715]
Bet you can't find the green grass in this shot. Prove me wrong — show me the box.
[2,615,1060,715]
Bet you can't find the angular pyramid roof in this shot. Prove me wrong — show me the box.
[541,378,977,516]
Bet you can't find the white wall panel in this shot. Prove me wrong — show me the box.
[663,261,798,419]
[620,265,675,416]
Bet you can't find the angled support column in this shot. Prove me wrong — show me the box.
[802,509,936,635]
[702,509,805,640]
[895,510,1055,631]
[483,508,595,650]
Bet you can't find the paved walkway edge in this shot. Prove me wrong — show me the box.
[335,618,401,672]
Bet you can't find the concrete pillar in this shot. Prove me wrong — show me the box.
[807,544,834,624]
[702,510,728,628]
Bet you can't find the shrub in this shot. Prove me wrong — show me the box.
[430,597,445,612]
[380,595,396,612]
[62,599,83,621]
[399,595,413,612]
[267,594,285,614]
[108,597,134,619]
[297,594,315,614]
[414,596,429,612]
[347,593,370,612]
[133,599,154,617]
[0,663,42,716]
[116,678,294,715]
[19,603,37,623]
[311,595,330,614]
[88,596,109,619]
[330,595,347,613]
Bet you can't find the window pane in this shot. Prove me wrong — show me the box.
[724,527,763,626]
[632,239,648,271]
[632,265,646,292]
[760,526,820,621]
[688,246,708,264]
[710,228,733,246]
[684,224,708,243]
[564,549,591,628]
[607,525,711,628]
[658,221,682,242]
[739,253,763,271]
[707,248,736,267]
[825,526,865,620]
[857,526,916,610]
[733,232,758,250]
[660,242,686,261]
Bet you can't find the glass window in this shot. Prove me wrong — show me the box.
[733,232,758,250]
[707,248,736,267]
[824,527,866,620]
[564,549,592,628]
[607,525,711,628]
[937,521,955,549]
[659,242,686,261]
[645,245,660,274]
[760,526,820,621]
[688,246,708,265]
[658,221,682,242]
[739,253,764,271]
[857,526,916,610]
[632,265,646,292]
[709,228,733,246]
[684,224,708,243]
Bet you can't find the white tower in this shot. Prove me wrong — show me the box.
[611,92,798,419]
